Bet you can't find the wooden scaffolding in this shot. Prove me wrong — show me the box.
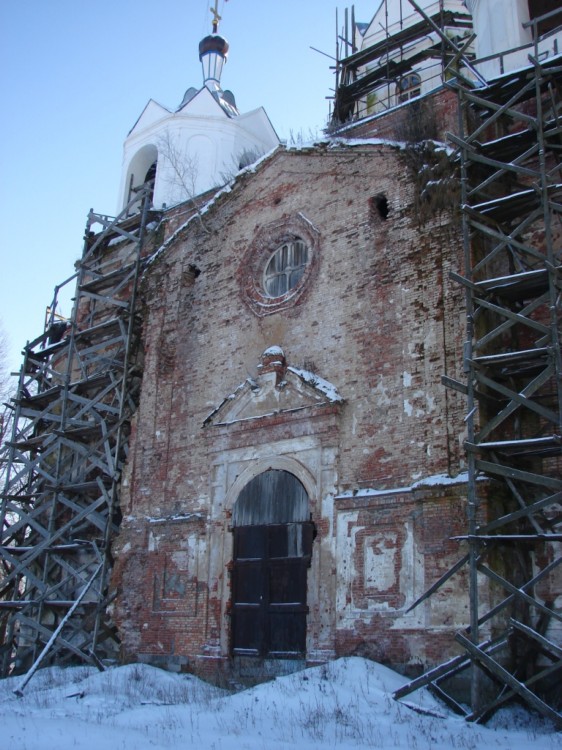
[0,187,159,681]
[331,1,561,720]
[394,6,562,726]
[330,0,473,127]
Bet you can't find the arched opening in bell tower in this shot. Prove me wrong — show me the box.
[123,143,158,211]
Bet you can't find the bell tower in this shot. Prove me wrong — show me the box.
[118,1,279,211]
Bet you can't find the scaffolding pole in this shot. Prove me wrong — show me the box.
[0,185,159,678]
[394,7,562,725]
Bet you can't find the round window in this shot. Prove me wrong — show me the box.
[263,239,309,298]
[238,214,319,317]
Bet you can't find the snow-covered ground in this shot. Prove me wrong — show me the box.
[0,657,559,749]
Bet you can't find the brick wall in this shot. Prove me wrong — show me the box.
[330,88,461,143]
[111,142,471,680]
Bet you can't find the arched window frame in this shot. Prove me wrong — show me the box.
[263,239,309,299]
[238,214,320,317]
[397,72,421,104]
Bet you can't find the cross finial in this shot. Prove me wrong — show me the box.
[211,0,221,33]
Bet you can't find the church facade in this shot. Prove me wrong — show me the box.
[110,140,470,680]
[5,3,560,709]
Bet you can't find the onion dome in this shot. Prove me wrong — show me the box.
[199,34,229,88]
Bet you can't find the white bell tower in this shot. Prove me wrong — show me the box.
[466,0,532,63]
[467,0,562,81]
[118,2,279,211]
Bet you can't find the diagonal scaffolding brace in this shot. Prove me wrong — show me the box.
[392,4,562,726]
[0,185,161,679]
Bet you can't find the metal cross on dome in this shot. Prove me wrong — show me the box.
[211,0,229,33]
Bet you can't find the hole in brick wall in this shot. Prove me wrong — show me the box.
[370,193,389,221]
[181,264,201,287]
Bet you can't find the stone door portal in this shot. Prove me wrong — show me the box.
[231,469,313,658]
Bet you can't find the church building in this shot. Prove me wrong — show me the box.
[1,2,560,718]
[106,5,470,680]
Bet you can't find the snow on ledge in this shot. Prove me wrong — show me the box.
[147,512,206,525]
[262,345,284,357]
[144,148,281,272]
[143,136,451,274]
[287,366,344,403]
[336,472,470,500]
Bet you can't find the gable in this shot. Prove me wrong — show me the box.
[127,99,171,137]
[145,142,401,283]
[362,0,469,50]
[204,352,343,428]
[176,86,230,118]
[236,107,280,149]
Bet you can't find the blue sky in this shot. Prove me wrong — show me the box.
[0,0,376,376]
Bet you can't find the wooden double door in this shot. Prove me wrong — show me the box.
[231,470,313,658]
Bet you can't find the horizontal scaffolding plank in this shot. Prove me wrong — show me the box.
[471,184,562,223]
[441,375,468,395]
[19,385,62,408]
[54,423,105,441]
[25,338,69,362]
[475,267,558,300]
[79,261,137,293]
[465,435,561,458]
[47,479,111,494]
[475,459,562,490]
[338,9,471,72]
[74,317,125,342]
[6,434,55,452]
[466,120,562,163]
[453,534,562,542]
[472,348,550,375]
[0,542,89,554]
[0,600,98,610]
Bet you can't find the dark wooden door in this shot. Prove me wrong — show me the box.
[231,522,313,657]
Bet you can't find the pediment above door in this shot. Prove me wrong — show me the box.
[204,346,343,427]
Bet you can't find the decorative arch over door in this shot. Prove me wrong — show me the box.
[231,469,314,659]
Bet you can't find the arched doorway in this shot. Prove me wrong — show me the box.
[231,469,314,658]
